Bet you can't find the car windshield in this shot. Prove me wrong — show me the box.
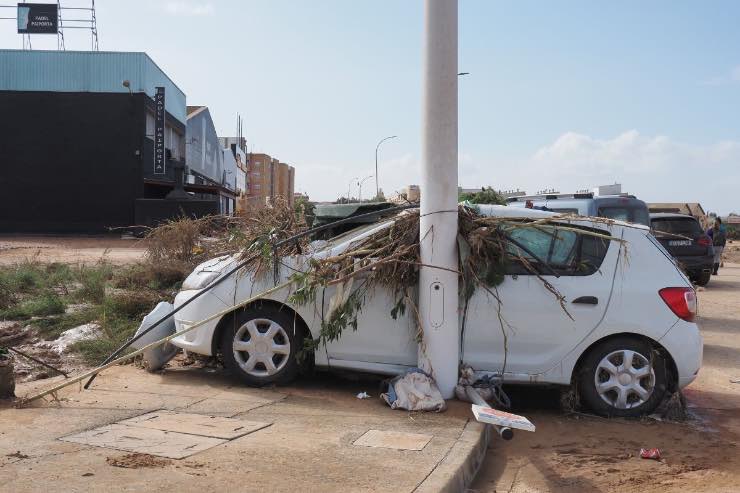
[598,206,650,225]
[651,218,703,236]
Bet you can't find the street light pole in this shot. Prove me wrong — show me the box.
[375,135,397,200]
[358,174,373,203]
[419,0,458,399]
[348,177,358,203]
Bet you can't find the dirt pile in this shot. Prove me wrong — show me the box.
[105,453,171,469]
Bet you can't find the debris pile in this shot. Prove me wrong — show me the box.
[142,197,308,278]
[36,323,101,354]
[106,453,171,469]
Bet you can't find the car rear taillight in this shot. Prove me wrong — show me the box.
[659,287,697,322]
[697,236,712,247]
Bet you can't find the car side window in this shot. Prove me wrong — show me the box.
[505,224,609,276]
[506,228,552,261]
[550,229,578,266]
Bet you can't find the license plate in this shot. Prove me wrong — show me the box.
[668,240,691,246]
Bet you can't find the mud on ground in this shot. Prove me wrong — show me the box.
[0,236,146,266]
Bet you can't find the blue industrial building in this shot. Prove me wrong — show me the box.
[0,49,236,232]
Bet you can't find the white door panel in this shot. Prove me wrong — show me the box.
[323,286,418,365]
[463,226,621,375]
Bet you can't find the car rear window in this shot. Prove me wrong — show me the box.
[651,217,703,236]
[598,206,650,225]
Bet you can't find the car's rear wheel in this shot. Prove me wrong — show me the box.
[578,337,668,417]
[220,304,304,386]
[694,271,711,287]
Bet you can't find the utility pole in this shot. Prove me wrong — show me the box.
[375,135,396,200]
[418,0,458,398]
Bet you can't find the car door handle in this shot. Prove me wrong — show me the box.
[572,296,599,305]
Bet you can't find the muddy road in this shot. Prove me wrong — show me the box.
[472,263,740,492]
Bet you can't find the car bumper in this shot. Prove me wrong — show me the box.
[674,255,714,273]
[658,319,703,388]
[170,289,231,356]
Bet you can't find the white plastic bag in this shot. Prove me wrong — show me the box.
[381,368,446,412]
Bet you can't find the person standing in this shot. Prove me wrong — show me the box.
[707,218,727,275]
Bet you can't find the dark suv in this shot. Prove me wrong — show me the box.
[650,213,714,286]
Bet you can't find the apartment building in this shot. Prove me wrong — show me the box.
[247,153,295,209]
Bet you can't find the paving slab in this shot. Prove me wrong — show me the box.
[353,429,433,450]
[60,423,227,459]
[118,410,271,439]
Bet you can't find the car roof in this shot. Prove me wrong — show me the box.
[475,204,557,218]
[476,204,650,230]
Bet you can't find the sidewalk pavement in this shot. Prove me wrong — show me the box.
[0,365,489,492]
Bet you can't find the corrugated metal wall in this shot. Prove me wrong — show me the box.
[0,49,186,123]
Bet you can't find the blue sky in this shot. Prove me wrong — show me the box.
[3,1,739,213]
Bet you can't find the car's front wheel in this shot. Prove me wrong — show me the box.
[578,337,668,417]
[220,304,304,386]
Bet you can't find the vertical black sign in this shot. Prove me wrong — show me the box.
[17,3,58,34]
[154,87,166,175]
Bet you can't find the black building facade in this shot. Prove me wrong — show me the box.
[0,50,229,233]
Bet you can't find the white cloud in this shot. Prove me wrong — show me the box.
[511,130,740,214]
[532,130,676,175]
[164,1,214,16]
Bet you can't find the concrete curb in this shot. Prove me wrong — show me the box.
[415,420,491,493]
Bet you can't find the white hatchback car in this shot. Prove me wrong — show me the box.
[170,205,703,417]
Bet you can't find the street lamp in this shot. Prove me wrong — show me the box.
[347,176,358,203]
[375,135,397,200]
[358,174,373,203]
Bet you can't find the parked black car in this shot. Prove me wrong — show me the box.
[650,213,714,286]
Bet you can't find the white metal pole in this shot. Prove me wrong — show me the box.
[419,0,459,399]
[359,175,373,203]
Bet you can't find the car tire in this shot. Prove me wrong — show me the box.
[695,271,711,287]
[220,303,305,386]
[578,337,668,417]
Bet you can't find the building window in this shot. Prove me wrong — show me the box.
[145,111,155,137]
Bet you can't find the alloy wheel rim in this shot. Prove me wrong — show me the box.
[594,349,655,409]
[233,318,290,377]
